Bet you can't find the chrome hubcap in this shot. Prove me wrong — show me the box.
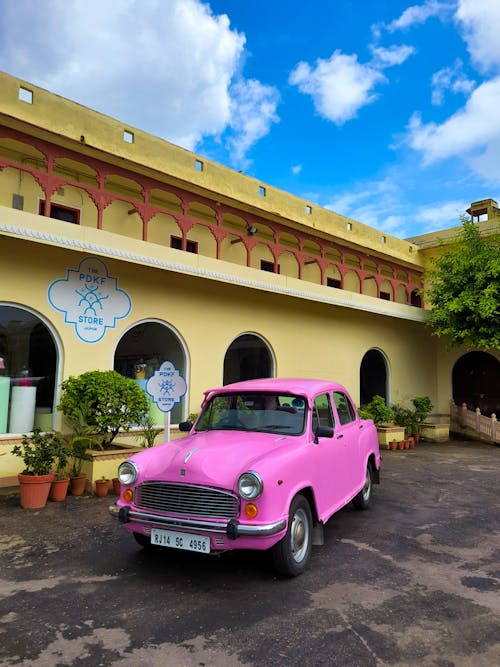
[362,469,371,501]
[291,508,309,562]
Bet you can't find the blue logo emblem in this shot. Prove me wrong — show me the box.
[48,257,131,343]
[147,361,187,413]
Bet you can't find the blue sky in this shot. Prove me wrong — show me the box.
[1,0,500,238]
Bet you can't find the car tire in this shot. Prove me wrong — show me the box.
[271,494,312,577]
[352,462,373,510]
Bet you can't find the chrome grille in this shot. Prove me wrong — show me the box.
[135,482,240,519]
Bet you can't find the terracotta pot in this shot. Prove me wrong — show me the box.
[389,441,397,451]
[112,477,121,495]
[95,479,109,497]
[397,441,404,450]
[413,434,420,443]
[409,438,415,449]
[18,473,54,509]
[70,475,87,496]
[49,478,70,502]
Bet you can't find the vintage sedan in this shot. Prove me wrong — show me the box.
[110,378,381,576]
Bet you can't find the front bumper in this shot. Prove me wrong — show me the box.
[109,503,286,539]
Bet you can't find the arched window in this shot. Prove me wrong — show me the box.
[0,305,58,434]
[223,333,274,385]
[452,352,500,417]
[114,321,188,425]
[360,349,389,406]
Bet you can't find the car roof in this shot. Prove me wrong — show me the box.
[204,378,348,397]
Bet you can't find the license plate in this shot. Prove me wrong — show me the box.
[150,528,210,553]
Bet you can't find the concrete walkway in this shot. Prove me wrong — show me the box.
[0,439,499,666]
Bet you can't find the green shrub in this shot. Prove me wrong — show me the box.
[359,395,394,426]
[58,370,149,447]
[393,396,433,435]
[12,428,66,476]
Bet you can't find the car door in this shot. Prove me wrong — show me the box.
[311,392,353,520]
[332,390,363,496]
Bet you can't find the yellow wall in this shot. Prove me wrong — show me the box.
[0,210,438,419]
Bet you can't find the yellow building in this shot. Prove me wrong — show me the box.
[1,71,499,486]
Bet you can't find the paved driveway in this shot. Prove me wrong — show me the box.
[0,440,499,666]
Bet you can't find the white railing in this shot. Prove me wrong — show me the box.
[450,402,500,444]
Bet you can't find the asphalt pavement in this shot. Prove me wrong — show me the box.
[0,439,499,667]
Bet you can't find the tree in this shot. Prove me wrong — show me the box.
[425,217,500,350]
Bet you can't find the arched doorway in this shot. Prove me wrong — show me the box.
[114,320,188,424]
[223,333,274,385]
[452,352,500,417]
[0,305,59,434]
[360,349,388,406]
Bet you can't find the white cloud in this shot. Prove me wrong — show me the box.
[386,0,453,32]
[324,179,468,236]
[289,51,386,125]
[431,60,475,105]
[0,0,278,159]
[324,178,409,234]
[412,200,469,232]
[291,165,302,175]
[455,0,500,72]
[370,44,416,67]
[407,76,500,170]
[227,79,280,167]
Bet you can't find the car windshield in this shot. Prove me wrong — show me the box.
[195,392,307,436]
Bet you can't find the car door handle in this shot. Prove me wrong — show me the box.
[336,434,344,439]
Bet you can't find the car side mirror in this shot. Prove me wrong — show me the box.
[314,425,334,444]
[179,421,193,432]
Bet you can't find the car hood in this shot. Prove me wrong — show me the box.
[129,429,298,489]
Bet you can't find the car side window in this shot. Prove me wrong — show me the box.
[312,393,335,432]
[333,391,356,425]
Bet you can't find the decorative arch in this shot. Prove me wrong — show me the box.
[114,319,189,424]
[223,333,275,385]
[452,351,500,417]
[360,348,389,405]
[0,303,62,434]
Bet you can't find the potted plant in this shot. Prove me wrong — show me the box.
[392,404,414,447]
[412,396,433,441]
[12,428,61,509]
[58,370,149,449]
[95,476,109,497]
[48,435,71,502]
[359,396,404,448]
[393,397,434,445]
[63,408,98,496]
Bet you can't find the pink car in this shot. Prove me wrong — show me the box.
[110,378,381,576]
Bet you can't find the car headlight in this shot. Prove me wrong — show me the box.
[118,461,139,486]
[238,472,263,500]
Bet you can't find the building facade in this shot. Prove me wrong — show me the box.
[1,72,499,486]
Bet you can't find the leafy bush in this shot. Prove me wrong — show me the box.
[58,370,149,448]
[359,395,394,426]
[138,412,161,448]
[393,396,433,436]
[12,428,66,476]
[62,408,99,475]
[412,396,433,424]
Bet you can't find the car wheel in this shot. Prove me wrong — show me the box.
[271,494,312,577]
[352,462,373,510]
[133,531,154,548]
